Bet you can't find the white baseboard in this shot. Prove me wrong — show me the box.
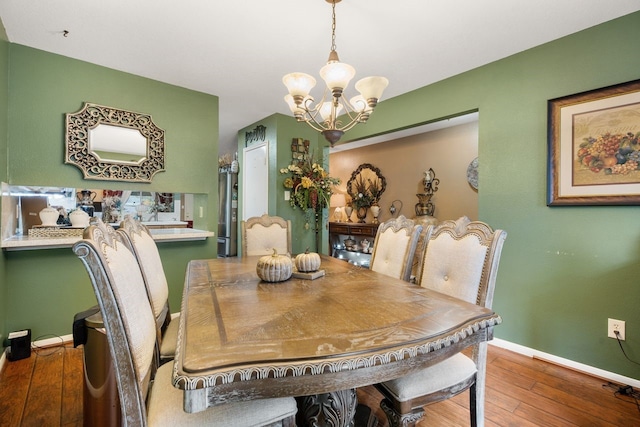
[30,334,73,348]
[490,338,640,388]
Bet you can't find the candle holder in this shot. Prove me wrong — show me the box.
[415,168,439,217]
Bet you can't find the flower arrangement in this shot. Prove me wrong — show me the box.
[102,194,122,223]
[367,177,383,206]
[280,157,341,212]
[349,175,383,209]
[349,174,373,209]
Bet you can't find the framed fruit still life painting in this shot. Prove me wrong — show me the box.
[548,79,640,205]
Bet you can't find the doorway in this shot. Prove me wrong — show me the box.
[242,142,269,220]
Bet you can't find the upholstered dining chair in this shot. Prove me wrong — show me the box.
[118,215,178,363]
[241,214,292,256]
[73,223,298,426]
[369,215,423,282]
[374,216,507,427]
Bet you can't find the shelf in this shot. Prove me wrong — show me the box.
[332,249,372,268]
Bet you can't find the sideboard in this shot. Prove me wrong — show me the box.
[328,222,379,268]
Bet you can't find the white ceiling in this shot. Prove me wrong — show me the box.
[1,1,639,155]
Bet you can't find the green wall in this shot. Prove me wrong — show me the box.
[340,12,640,380]
[238,114,330,255]
[3,44,218,341]
[0,24,9,347]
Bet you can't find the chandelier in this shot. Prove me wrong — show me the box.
[282,0,389,147]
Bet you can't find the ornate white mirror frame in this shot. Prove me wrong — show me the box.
[65,102,165,183]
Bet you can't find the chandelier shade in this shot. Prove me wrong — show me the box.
[282,0,388,147]
[319,60,355,94]
[355,76,389,104]
[282,73,316,99]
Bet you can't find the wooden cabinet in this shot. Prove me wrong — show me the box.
[328,222,379,267]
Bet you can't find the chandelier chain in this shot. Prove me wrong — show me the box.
[282,0,388,146]
[330,1,337,53]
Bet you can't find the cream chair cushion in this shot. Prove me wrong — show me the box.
[245,223,289,256]
[103,239,157,394]
[148,363,298,426]
[131,229,170,319]
[420,232,488,304]
[370,215,422,282]
[379,353,476,401]
[119,216,179,361]
[159,316,179,357]
[242,215,292,256]
[371,228,413,280]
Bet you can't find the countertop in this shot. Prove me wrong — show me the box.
[2,227,215,251]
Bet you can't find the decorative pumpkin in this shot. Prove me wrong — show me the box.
[295,248,321,272]
[256,249,293,282]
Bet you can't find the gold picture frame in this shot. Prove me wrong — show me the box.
[548,79,640,205]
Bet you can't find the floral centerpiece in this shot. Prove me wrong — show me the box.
[367,177,383,206]
[280,157,341,213]
[348,174,384,222]
[101,191,122,224]
[280,157,341,249]
[350,174,373,209]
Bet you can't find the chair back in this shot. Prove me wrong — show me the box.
[418,216,507,309]
[118,216,170,328]
[74,222,158,425]
[370,215,423,282]
[241,214,292,256]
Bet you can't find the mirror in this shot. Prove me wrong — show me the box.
[2,185,192,230]
[117,191,177,221]
[346,163,387,207]
[65,102,165,182]
[89,124,147,164]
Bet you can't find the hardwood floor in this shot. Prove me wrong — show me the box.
[0,343,638,426]
[0,343,83,426]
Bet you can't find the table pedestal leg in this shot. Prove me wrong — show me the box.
[296,389,357,427]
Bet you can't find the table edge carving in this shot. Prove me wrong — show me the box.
[173,315,501,390]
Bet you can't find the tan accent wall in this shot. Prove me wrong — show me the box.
[329,121,478,224]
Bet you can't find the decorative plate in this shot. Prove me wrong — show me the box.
[467,157,478,190]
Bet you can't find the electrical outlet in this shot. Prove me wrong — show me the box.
[608,318,625,340]
[284,191,290,201]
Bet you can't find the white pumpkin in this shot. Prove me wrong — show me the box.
[256,249,293,282]
[295,248,321,272]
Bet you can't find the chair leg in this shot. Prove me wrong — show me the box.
[470,382,478,427]
[380,398,424,427]
[471,343,488,427]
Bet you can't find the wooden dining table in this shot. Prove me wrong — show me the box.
[172,255,501,426]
